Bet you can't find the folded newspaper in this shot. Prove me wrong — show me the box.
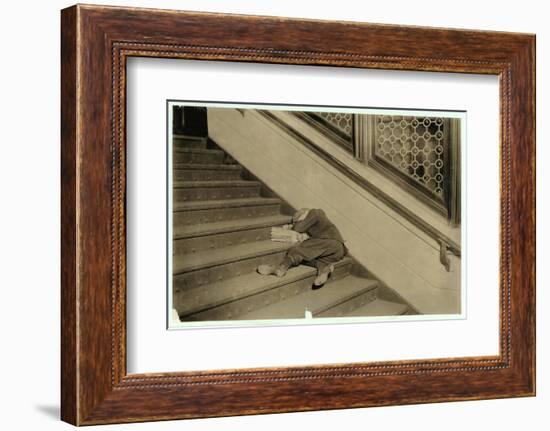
[271,226,309,244]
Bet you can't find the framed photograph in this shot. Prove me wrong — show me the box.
[61,4,535,425]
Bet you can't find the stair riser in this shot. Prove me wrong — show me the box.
[315,287,378,318]
[174,169,242,181]
[173,151,224,164]
[174,204,281,226]
[173,251,288,295]
[174,185,261,202]
[173,137,207,149]
[174,227,272,254]
[180,263,352,321]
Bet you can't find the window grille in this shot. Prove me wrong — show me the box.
[313,112,353,137]
[364,114,460,224]
[375,116,446,198]
[295,111,354,154]
[294,110,460,224]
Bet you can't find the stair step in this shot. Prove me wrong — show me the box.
[174,214,291,239]
[177,258,353,320]
[173,163,241,171]
[173,135,207,149]
[173,240,292,274]
[173,147,222,154]
[173,163,241,172]
[173,180,261,202]
[336,299,409,317]
[173,239,296,294]
[235,275,379,320]
[174,249,290,295]
[174,198,283,226]
[173,148,225,164]
[174,164,242,181]
[174,226,273,255]
[174,180,260,188]
[174,197,281,212]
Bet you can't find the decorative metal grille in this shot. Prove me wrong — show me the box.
[374,115,446,198]
[293,109,459,224]
[313,112,353,137]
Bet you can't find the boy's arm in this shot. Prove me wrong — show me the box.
[293,210,318,233]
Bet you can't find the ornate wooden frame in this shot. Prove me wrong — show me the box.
[61,4,536,425]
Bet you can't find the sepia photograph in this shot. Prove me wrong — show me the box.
[168,102,464,328]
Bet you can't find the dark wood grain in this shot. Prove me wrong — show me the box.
[60,6,78,425]
[60,4,536,425]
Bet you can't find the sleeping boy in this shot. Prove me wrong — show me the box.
[257,208,346,288]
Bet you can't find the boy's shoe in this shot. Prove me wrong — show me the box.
[312,264,334,289]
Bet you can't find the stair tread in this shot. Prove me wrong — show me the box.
[174,197,281,212]
[174,214,291,239]
[237,275,378,320]
[178,257,353,316]
[173,147,223,154]
[173,134,205,139]
[173,163,241,171]
[343,299,409,317]
[173,239,292,274]
[173,180,260,189]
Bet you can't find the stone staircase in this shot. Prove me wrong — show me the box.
[172,134,410,322]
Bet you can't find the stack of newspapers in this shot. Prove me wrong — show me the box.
[271,227,309,244]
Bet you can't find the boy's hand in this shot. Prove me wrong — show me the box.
[282,224,293,230]
[297,233,310,243]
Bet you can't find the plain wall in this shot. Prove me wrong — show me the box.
[0,0,546,430]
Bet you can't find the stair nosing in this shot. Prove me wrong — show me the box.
[174,214,292,240]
